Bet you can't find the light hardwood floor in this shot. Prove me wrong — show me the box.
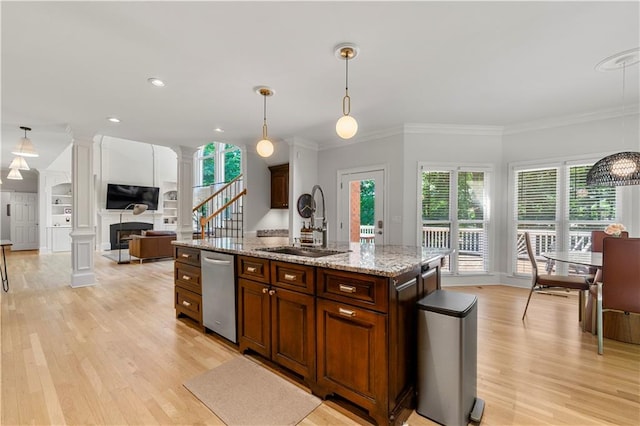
[1,250,639,425]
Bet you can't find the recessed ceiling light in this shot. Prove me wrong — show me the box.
[107,117,121,123]
[214,128,224,133]
[147,77,165,87]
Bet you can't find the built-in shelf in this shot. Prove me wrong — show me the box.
[163,185,177,229]
[51,182,72,251]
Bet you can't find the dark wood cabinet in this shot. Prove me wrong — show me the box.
[269,163,289,209]
[237,256,315,381]
[174,246,203,328]
[316,298,387,424]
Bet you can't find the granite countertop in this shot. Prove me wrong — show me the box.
[172,237,448,277]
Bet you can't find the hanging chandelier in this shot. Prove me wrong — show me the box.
[12,126,39,158]
[587,47,640,186]
[335,43,359,139]
[255,86,275,158]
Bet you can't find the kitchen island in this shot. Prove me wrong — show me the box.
[172,237,448,426]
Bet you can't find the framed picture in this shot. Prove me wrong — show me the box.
[64,208,72,214]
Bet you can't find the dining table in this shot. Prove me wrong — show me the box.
[542,251,602,269]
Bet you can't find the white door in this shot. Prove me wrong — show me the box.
[10,192,38,251]
[339,169,385,245]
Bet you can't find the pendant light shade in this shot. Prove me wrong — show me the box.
[587,48,640,187]
[7,168,23,180]
[12,126,38,158]
[9,156,30,170]
[586,151,640,186]
[335,43,359,140]
[255,87,274,158]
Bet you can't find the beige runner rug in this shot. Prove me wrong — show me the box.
[184,356,321,425]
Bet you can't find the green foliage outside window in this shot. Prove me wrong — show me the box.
[360,180,375,226]
[224,145,241,182]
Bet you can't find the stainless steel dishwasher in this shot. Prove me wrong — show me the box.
[200,251,237,343]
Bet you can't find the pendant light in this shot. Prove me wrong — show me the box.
[12,126,38,158]
[335,43,359,140]
[587,48,640,186]
[7,168,23,180]
[255,86,275,158]
[9,156,30,170]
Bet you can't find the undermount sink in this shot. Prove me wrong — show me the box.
[257,246,349,258]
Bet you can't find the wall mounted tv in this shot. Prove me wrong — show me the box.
[106,183,160,210]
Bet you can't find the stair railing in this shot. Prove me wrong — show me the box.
[193,174,246,239]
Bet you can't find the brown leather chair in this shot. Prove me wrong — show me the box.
[591,230,628,252]
[128,230,176,263]
[522,232,590,323]
[592,237,640,354]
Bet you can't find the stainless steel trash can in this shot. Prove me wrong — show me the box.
[416,290,484,425]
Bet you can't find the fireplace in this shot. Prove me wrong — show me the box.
[110,222,153,250]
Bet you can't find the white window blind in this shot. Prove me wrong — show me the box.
[511,161,618,276]
[420,166,490,274]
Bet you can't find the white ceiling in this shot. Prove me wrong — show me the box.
[2,1,639,171]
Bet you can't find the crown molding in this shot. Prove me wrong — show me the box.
[404,123,503,136]
[503,104,640,135]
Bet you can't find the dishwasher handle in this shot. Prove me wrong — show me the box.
[203,257,232,266]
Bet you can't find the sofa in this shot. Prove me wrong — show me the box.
[128,230,177,263]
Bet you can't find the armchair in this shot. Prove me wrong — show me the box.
[592,237,640,354]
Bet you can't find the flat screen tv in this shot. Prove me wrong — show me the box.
[106,183,159,210]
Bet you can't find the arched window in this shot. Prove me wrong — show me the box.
[194,142,242,186]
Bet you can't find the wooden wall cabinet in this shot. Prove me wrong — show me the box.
[268,163,289,209]
[238,256,315,381]
[174,246,203,328]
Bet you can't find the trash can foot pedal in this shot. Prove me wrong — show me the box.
[469,397,485,423]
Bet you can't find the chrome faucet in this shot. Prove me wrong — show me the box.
[310,184,328,248]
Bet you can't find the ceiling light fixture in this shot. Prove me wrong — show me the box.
[335,43,359,140]
[107,117,121,123]
[9,156,29,170]
[147,77,165,87]
[7,168,23,180]
[255,86,275,158]
[587,48,640,186]
[12,126,38,158]
[214,128,224,133]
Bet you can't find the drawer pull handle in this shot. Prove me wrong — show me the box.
[262,287,268,294]
[181,254,191,258]
[339,284,356,293]
[182,300,191,307]
[247,266,257,273]
[182,275,191,281]
[284,273,296,281]
[269,289,276,296]
[339,307,356,317]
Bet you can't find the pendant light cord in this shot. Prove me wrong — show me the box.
[262,93,268,139]
[343,54,351,116]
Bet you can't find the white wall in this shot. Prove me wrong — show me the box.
[243,141,290,235]
[95,136,178,250]
[288,138,318,242]
[318,132,404,244]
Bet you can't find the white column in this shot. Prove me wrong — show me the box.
[70,136,96,287]
[173,146,197,241]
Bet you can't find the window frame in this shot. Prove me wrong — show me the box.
[417,162,493,276]
[508,156,627,277]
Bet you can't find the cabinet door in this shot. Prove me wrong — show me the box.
[238,278,270,357]
[269,164,289,209]
[316,298,387,415]
[270,287,315,380]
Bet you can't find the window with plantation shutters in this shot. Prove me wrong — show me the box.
[419,165,490,274]
[511,160,619,276]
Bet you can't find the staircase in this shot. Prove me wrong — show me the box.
[193,175,246,239]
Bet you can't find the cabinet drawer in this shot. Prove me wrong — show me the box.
[175,287,202,324]
[317,268,389,313]
[175,246,201,267]
[175,262,201,294]
[272,261,315,294]
[237,256,270,283]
